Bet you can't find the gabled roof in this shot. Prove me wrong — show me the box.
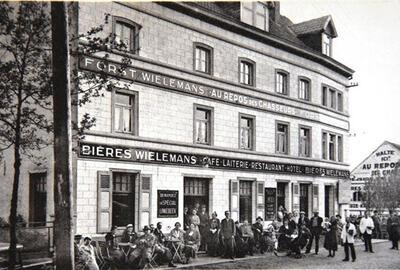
[387,141,400,151]
[290,15,338,38]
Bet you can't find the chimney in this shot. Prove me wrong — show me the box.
[269,1,280,23]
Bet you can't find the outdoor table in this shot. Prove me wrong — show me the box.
[165,239,183,263]
[118,242,135,259]
[0,242,24,267]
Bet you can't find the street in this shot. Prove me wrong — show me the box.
[181,241,400,269]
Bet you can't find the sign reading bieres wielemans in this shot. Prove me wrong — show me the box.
[79,56,319,121]
[157,190,178,218]
[79,142,350,178]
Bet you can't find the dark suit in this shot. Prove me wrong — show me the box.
[306,216,323,253]
[221,218,235,258]
[297,216,310,229]
[198,212,209,250]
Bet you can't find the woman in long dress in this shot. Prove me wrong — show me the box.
[207,211,221,257]
[324,216,338,257]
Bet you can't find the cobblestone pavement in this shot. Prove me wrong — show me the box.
[179,241,400,269]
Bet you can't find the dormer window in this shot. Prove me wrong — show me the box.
[240,2,269,31]
[322,33,332,57]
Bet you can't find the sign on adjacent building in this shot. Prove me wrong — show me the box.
[157,190,179,218]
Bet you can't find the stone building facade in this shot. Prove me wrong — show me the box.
[0,2,354,235]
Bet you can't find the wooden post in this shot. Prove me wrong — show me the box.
[51,2,74,269]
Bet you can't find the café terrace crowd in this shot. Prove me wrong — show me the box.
[73,204,400,270]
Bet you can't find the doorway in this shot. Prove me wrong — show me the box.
[239,181,253,222]
[112,172,136,227]
[299,184,309,216]
[277,182,286,211]
[325,185,333,218]
[29,173,47,226]
[184,177,210,214]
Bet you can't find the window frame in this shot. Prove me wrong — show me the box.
[240,1,270,31]
[275,69,289,95]
[193,42,214,75]
[238,113,256,151]
[322,33,332,57]
[112,16,141,54]
[275,120,290,155]
[238,58,256,87]
[111,88,139,135]
[298,125,312,158]
[321,84,344,112]
[321,130,344,162]
[193,104,214,146]
[298,76,311,101]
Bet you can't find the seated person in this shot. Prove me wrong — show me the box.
[252,217,266,253]
[121,224,136,244]
[74,234,91,270]
[265,221,279,254]
[153,223,177,267]
[289,224,311,258]
[239,220,255,256]
[183,223,200,264]
[169,222,185,262]
[278,218,295,251]
[153,222,166,245]
[105,225,124,265]
[126,226,153,268]
[80,236,100,270]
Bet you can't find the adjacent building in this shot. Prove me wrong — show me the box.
[348,141,400,216]
[0,2,354,236]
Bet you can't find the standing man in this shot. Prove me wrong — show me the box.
[221,210,236,259]
[359,211,375,253]
[297,211,309,229]
[198,205,209,251]
[341,217,356,262]
[306,211,323,254]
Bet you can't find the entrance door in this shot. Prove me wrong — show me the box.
[277,183,286,211]
[299,184,309,215]
[112,172,136,227]
[184,177,209,213]
[239,181,252,222]
[29,173,47,226]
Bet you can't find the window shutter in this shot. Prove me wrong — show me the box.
[256,181,265,220]
[292,183,300,213]
[139,174,152,230]
[229,179,239,222]
[312,184,319,212]
[97,171,112,233]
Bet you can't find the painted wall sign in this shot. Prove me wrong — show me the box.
[265,188,277,220]
[79,142,350,178]
[157,190,179,218]
[79,56,320,121]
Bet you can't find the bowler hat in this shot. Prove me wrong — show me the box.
[143,225,150,231]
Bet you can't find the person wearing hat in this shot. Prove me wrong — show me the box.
[183,223,201,263]
[121,224,136,244]
[306,211,323,254]
[220,210,235,259]
[81,236,99,270]
[341,217,356,262]
[252,216,265,254]
[74,234,89,270]
[297,211,309,230]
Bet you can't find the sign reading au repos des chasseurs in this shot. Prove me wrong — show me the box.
[157,190,178,218]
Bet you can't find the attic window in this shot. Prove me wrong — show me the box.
[241,2,269,31]
[322,33,332,57]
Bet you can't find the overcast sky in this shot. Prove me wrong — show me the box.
[280,0,400,169]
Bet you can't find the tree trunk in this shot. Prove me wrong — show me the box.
[51,2,74,269]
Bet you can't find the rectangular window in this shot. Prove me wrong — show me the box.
[194,45,212,74]
[239,60,254,86]
[337,92,343,112]
[299,127,311,157]
[276,122,289,154]
[194,105,212,145]
[29,173,47,226]
[322,132,327,160]
[241,2,269,31]
[329,89,336,109]
[322,86,328,106]
[329,134,336,161]
[239,115,254,150]
[239,181,253,223]
[322,34,332,56]
[276,71,288,95]
[299,79,310,101]
[338,135,343,162]
[114,18,140,53]
[114,91,136,134]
